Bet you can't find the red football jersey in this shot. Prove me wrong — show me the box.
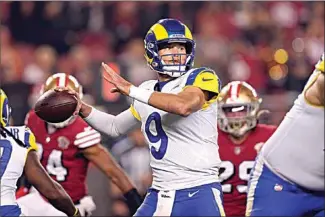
[218,124,276,216]
[25,110,101,203]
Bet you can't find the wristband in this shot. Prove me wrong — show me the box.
[123,188,143,215]
[129,85,154,104]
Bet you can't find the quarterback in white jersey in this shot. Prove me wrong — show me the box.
[130,67,221,191]
[0,89,80,217]
[59,18,225,216]
[246,53,324,216]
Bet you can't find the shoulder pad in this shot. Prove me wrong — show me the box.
[185,67,216,86]
[24,126,38,151]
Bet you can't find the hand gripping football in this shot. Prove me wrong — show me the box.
[34,90,78,123]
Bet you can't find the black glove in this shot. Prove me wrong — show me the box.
[123,188,143,215]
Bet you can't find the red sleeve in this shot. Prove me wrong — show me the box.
[73,118,102,149]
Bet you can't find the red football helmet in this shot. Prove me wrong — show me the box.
[40,73,83,128]
[217,81,262,137]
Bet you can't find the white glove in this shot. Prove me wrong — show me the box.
[75,196,96,217]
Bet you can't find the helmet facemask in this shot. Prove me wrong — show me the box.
[159,53,192,75]
[217,102,260,138]
[217,81,262,138]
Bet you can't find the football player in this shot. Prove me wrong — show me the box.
[59,18,225,216]
[0,89,80,217]
[216,81,276,216]
[16,73,142,216]
[246,53,324,216]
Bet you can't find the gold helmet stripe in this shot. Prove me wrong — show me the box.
[184,25,193,40]
[150,24,169,41]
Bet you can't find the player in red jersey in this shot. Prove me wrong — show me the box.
[16,73,142,216]
[216,81,276,216]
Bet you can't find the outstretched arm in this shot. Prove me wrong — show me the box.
[24,150,80,216]
[80,104,140,137]
[147,86,207,117]
[101,63,221,117]
[81,144,142,215]
[53,87,140,138]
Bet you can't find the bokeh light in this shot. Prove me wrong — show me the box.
[269,64,288,80]
[292,38,305,53]
[274,49,289,64]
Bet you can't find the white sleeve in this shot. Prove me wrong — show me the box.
[83,107,140,138]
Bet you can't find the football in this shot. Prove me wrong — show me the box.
[34,89,78,123]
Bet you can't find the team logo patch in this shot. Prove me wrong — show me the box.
[57,136,70,149]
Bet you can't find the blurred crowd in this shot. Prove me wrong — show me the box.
[0,1,324,216]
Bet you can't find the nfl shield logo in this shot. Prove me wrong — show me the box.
[234,147,241,155]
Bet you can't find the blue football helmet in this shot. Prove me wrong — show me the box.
[0,89,11,127]
[144,18,196,77]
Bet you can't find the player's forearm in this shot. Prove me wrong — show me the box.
[25,152,79,216]
[82,106,118,137]
[129,85,187,115]
[109,168,135,193]
[129,85,203,117]
[83,106,139,137]
[43,182,78,216]
[148,92,196,117]
[86,145,135,193]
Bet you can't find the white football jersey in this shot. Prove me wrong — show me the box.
[0,126,37,205]
[261,55,324,191]
[130,67,222,191]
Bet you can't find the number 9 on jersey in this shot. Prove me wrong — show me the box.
[145,112,168,160]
